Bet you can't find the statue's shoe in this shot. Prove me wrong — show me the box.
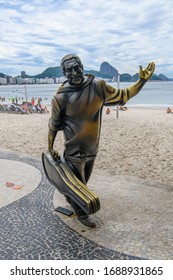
[78,215,96,228]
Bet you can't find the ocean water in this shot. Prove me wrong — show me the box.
[0,81,173,107]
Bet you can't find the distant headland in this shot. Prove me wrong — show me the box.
[0,61,172,85]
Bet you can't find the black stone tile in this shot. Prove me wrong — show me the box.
[0,150,142,260]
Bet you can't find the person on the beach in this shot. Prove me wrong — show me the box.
[167,107,172,114]
[106,108,111,114]
[21,101,30,113]
[120,106,128,111]
[38,98,48,113]
[48,54,155,227]
[31,97,35,106]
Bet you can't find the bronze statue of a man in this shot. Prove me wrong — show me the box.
[48,54,155,227]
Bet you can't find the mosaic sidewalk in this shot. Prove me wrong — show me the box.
[1,150,173,260]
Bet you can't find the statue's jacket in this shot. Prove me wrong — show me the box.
[49,74,131,160]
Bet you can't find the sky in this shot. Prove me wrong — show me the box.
[1,0,173,78]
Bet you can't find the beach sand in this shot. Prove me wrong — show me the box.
[0,106,173,185]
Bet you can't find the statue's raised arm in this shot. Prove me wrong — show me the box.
[139,62,155,80]
[126,61,156,100]
[103,61,156,106]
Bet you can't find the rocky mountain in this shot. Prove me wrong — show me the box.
[99,61,119,78]
[120,73,132,82]
[158,74,170,81]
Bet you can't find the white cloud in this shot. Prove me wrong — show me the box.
[0,0,173,77]
[20,3,36,12]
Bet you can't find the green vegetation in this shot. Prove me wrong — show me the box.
[120,73,132,82]
[34,66,63,78]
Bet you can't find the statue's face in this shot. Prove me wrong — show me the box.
[63,58,84,85]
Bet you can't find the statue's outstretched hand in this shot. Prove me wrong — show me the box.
[139,62,155,80]
[49,149,60,161]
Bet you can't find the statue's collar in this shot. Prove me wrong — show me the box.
[57,74,95,93]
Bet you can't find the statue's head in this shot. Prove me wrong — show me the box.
[60,54,84,85]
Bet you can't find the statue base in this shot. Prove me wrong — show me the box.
[55,206,74,216]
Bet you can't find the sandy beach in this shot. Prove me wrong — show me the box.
[0,106,173,185]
